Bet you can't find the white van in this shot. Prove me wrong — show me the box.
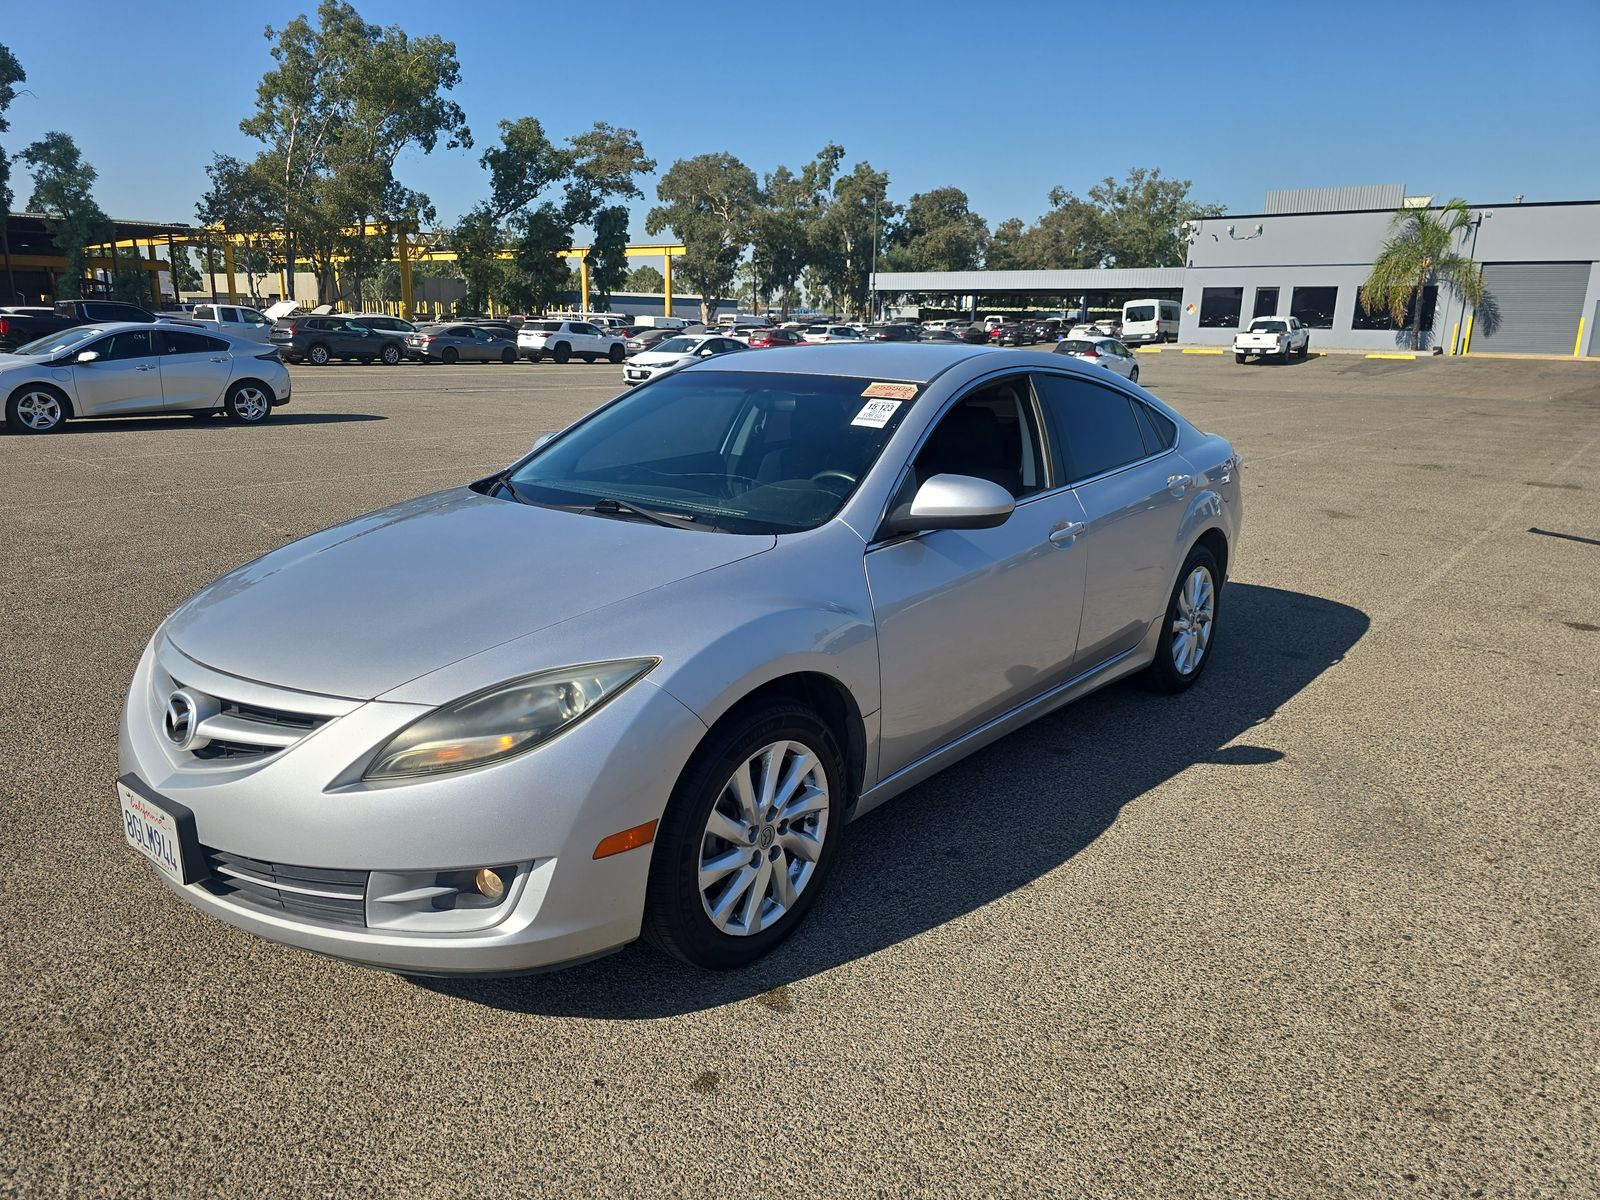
[716,313,773,330]
[635,315,692,329]
[1121,299,1181,344]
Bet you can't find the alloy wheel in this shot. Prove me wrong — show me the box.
[697,739,829,937]
[1171,565,1215,675]
[14,389,64,431]
[230,385,270,422]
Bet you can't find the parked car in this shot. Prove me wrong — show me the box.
[1121,299,1182,345]
[189,303,277,344]
[994,322,1037,347]
[960,322,991,344]
[919,328,964,344]
[0,299,171,353]
[403,323,520,364]
[622,333,747,385]
[271,315,408,365]
[117,343,1241,974]
[801,324,864,344]
[2,322,290,432]
[746,327,805,348]
[1053,335,1141,382]
[865,324,919,342]
[1233,317,1310,363]
[518,320,626,364]
[346,313,420,337]
[624,327,682,356]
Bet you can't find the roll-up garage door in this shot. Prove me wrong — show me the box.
[1471,263,1589,354]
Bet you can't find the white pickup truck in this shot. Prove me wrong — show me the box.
[1234,317,1310,362]
[189,302,277,344]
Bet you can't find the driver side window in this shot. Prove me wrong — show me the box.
[906,376,1049,500]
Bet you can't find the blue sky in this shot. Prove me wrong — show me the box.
[3,0,1597,236]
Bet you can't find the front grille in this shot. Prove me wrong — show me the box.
[201,847,367,927]
[164,676,332,764]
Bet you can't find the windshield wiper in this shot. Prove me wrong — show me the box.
[590,496,705,531]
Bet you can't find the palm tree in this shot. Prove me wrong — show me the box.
[1360,198,1485,351]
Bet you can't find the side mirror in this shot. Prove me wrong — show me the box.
[699,347,716,357]
[75,350,101,364]
[881,474,1015,536]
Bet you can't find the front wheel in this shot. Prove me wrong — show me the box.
[1129,366,1140,384]
[6,385,68,433]
[1144,545,1220,693]
[643,701,846,969]
[224,381,272,424]
[1300,339,1310,358]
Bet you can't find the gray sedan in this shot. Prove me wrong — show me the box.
[404,323,520,363]
[118,345,1241,974]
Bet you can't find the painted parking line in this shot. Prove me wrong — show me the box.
[1366,353,1417,360]
[1181,348,1226,355]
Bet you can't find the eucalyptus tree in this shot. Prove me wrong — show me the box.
[0,42,27,303]
[21,132,109,299]
[647,153,760,322]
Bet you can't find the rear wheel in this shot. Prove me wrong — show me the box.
[6,385,68,433]
[307,343,330,366]
[1234,353,1246,364]
[608,343,625,363]
[500,347,516,364]
[441,346,459,365]
[224,381,272,424]
[380,344,401,365]
[526,351,543,363]
[1144,545,1220,693]
[553,342,572,364]
[644,701,846,969]
[581,353,596,363]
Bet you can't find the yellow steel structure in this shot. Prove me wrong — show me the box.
[94,221,690,318]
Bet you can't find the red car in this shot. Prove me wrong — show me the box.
[747,327,804,348]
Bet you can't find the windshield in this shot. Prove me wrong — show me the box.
[1250,320,1287,333]
[506,370,917,534]
[14,326,103,356]
[652,337,700,354]
[1124,306,1155,323]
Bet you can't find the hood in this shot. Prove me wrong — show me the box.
[634,351,693,367]
[164,487,775,699]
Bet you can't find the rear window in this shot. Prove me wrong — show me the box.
[1249,320,1287,333]
[1057,340,1098,355]
[527,321,563,333]
[1124,306,1156,323]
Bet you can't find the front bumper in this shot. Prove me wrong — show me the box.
[118,637,708,974]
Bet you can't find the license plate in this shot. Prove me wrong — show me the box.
[119,780,186,885]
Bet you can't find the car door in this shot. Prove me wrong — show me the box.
[70,328,164,415]
[470,328,498,360]
[234,306,274,344]
[157,329,232,410]
[1034,370,1191,673]
[865,373,1089,778]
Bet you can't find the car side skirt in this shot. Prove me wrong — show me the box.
[850,644,1147,820]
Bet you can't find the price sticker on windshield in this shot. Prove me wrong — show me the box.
[861,381,918,401]
[852,398,903,428]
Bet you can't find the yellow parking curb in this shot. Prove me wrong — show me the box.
[1366,353,1417,360]
[1135,346,1162,354]
[1181,348,1226,355]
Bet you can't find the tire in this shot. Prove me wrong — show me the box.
[581,353,596,363]
[307,343,330,366]
[5,384,69,433]
[224,381,273,424]
[1143,544,1221,693]
[1129,366,1139,385]
[441,347,459,365]
[380,344,401,365]
[552,342,572,364]
[608,344,625,364]
[500,347,516,364]
[1300,339,1310,358]
[643,700,846,969]
[1235,353,1246,364]
[527,351,543,363]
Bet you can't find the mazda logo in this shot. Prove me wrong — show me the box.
[164,691,199,749]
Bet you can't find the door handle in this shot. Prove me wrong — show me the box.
[1048,521,1086,545]
[135,364,155,371]
[210,356,227,363]
[1167,473,1192,496]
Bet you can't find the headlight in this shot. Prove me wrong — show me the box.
[363,659,657,781]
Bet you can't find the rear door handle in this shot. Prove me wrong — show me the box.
[1048,521,1086,545]
[1167,473,1192,496]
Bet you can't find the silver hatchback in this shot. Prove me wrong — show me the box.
[119,345,1241,974]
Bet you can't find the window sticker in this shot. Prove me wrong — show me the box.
[852,398,902,428]
[860,381,918,400]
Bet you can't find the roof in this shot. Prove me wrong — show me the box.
[871,267,1186,293]
[696,342,1037,383]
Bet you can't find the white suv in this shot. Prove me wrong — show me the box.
[517,320,627,364]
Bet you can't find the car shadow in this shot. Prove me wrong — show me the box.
[419,582,1368,1018]
[36,412,387,434]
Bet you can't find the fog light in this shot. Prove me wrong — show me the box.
[474,866,506,902]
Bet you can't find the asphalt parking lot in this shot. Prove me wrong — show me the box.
[2,350,1596,1196]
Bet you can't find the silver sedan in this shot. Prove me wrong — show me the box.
[1052,335,1142,383]
[118,345,1241,974]
[2,322,291,432]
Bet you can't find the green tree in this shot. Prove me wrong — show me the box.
[21,132,110,299]
[451,205,504,313]
[647,153,760,322]
[196,154,280,301]
[813,160,896,319]
[1360,199,1484,351]
[1074,167,1221,267]
[585,205,629,310]
[752,144,840,316]
[624,264,664,294]
[890,186,988,272]
[0,42,26,304]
